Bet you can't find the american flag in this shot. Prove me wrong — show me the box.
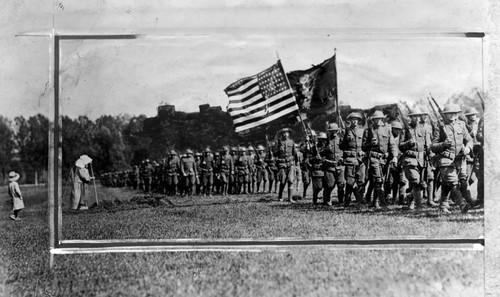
[225,61,299,134]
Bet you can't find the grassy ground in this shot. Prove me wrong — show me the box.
[62,185,483,240]
[0,185,485,296]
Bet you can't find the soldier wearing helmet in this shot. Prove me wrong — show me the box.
[298,140,312,200]
[246,146,256,194]
[218,145,234,196]
[309,132,327,204]
[318,123,345,206]
[199,147,215,197]
[274,127,298,202]
[180,149,197,196]
[165,150,180,196]
[463,106,483,207]
[234,146,250,194]
[265,141,279,194]
[140,159,154,193]
[340,111,367,206]
[400,109,435,209]
[229,147,239,194]
[431,103,474,214]
[362,110,398,209]
[254,145,268,193]
[384,120,408,206]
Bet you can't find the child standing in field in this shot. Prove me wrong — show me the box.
[8,171,24,220]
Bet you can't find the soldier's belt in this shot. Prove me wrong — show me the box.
[440,152,456,160]
[404,150,419,158]
[324,166,337,172]
[369,151,386,159]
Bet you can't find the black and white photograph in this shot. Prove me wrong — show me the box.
[1,1,498,296]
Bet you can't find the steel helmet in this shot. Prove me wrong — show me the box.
[247,146,255,151]
[408,108,425,116]
[257,145,265,151]
[370,110,386,119]
[231,147,238,152]
[185,149,193,155]
[464,107,479,115]
[214,152,220,156]
[239,147,247,152]
[389,121,403,130]
[204,147,212,153]
[347,112,363,120]
[317,132,328,139]
[278,127,292,134]
[222,145,230,152]
[169,150,177,155]
[327,123,339,131]
[441,104,462,114]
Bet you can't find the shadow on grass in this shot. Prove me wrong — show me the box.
[271,201,484,221]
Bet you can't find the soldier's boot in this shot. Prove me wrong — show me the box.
[344,185,353,206]
[425,181,437,206]
[312,188,319,205]
[303,184,309,200]
[460,180,476,207]
[452,185,470,214]
[412,187,423,212]
[439,184,452,214]
[355,184,366,205]
[323,188,332,206]
[256,182,261,194]
[375,187,386,210]
[288,185,295,203]
[371,188,381,209]
[278,183,286,201]
[337,186,345,206]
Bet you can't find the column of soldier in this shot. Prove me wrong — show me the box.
[100,103,483,215]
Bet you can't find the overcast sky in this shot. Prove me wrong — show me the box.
[0,0,489,120]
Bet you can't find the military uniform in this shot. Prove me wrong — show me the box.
[310,134,326,205]
[321,127,345,205]
[180,151,197,196]
[340,113,366,205]
[465,107,484,206]
[200,149,215,196]
[265,148,278,193]
[274,128,298,202]
[140,160,154,193]
[362,111,398,209]
[300,143,312,199]
[219,147,234,196]
[255,146,268,194]
[247,147,256,194]
[166,151,180,196]
[399,113,433,210]
[234,148,250,194]
[431,104,473,214]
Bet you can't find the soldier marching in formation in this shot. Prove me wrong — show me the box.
[98,101,483,216]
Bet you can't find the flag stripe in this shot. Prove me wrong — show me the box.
[225,61,299,134]
[228,89,292,116]
[233,94,296,125]
[227,96,267,113]
[235,102,298,132]
[226,85,260,103]
[225,77,258,96]
[227,92,263,110]
[230,91,294,120]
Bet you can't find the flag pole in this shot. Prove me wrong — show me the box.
[277,58,312,143]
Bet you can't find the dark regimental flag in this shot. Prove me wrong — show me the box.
[225,60,299,134]
[287,54,338,118]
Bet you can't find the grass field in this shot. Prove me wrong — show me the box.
[0,185,485,296]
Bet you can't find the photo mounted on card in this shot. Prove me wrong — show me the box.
[49,28,484,244]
